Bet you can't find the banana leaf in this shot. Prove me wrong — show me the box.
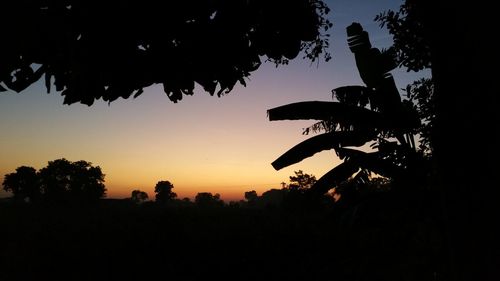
[332,86,372,108]
[267,101,385,131]
[309,161,359,195]
[271,130,376,170]
[336,148,403,179]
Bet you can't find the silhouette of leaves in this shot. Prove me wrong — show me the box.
[309,161,359,195]
[1,0,332,105]
[269,23,425,196]
[268,101,385,131]
[335,148,403,179]
[271,131,377,170]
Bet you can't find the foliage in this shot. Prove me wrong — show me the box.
[3,159,106,204]
[257,189,286,209]
[194,192,224,208]
[403,78,434,155]
[2,166,40,202]
[154,181,177,203]
[268,23,429,198]
[375,2,431,72]
[244,190,258,205]
[375,2,435,156]
[131,189,149,204]
[288,170,316,190]
[38,159,106,203]
[1,0,332,105]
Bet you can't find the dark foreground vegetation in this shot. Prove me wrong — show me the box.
[0,187,445,281]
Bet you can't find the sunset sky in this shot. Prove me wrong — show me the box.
[0,0,427,201]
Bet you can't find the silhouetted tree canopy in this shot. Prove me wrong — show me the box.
[38,158,106,203]
[2,166,40,202]
[288,170,316,190]
[403,78,434,155]
[131,189,149,204]
[3,159,106,203]
[375,2,431,72]
[194,192,224,207]
[1,0,332,105]
[154,180,177,203]
[244,190,258,202]
[375,3,435,156]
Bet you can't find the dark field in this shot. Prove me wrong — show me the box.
[0,194,444,281]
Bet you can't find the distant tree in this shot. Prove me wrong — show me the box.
[258,189,286,209]
[38,159,72,201]
[288,170,316,191]
[131,190,149,204]
[1,0,332,105]
[38,158,106,203]
[228,201,241,208]
[194,192,224,208]
[244,190,258,202]
[2,166,40,202]
[154,181,177,203]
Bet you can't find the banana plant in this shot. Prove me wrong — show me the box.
[268,23,423,196]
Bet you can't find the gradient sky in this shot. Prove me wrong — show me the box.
[0,0,428,201]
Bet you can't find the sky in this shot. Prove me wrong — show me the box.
[0,0,428,201]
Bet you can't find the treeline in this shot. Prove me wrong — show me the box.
[3,161,338,211]
[2,158,105,204]
[126,170,336,211]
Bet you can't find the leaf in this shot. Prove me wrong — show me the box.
[7,65,46,93]
[309,161,359,195]
[336,148,403,179]
[346,23,371,52]
[379,46,398,73]
[45,71,52,93]
[133,88,144,98]
[271,131,376,170]
[268,101,386,131]
[332,85,372,107]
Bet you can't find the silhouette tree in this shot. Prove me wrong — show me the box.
[154,181,177,204]
[403,78,434,155]
[130,189,149,204]
[244,190,258,206]
[38,158,106,203]
[258,188,286,209]
[288,170,316,191]
[244,190,258,201]
[374,3,430,72]
[194,192,224,208]
[1,0,331,105]
[268,23,424,197]
[2,166,40,202]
